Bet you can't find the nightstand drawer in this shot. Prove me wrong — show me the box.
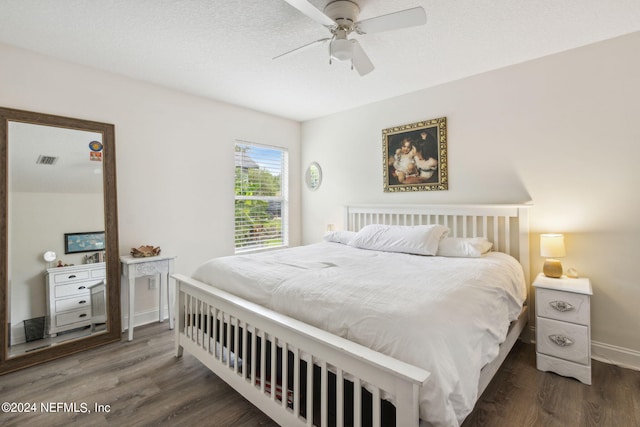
[536,288,590,325]
[537,317,589,364]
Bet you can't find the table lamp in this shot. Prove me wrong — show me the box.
[540,234,566,278]
[43,251,56,269]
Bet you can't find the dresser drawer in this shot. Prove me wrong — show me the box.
[91,268,106,279]
[55,308,92,327]
[536,288,590,325]
[54,282,92,298]
[55,295,91,313]
[537,317,589,365]
[53,270,90,284]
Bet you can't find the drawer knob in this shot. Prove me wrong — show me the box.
[78,286,86,290]
[79,300,87,304]
[549,334,574,347]
[79,313,88,318]
[550,300,574,312]
[68,274,77,279]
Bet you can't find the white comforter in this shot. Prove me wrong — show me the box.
[192,242,526,426]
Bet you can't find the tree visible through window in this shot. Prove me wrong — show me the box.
[234,142,288,252]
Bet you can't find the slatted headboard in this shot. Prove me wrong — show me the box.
[345,204,531,280]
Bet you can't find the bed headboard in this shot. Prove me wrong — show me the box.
[345,204,531,280]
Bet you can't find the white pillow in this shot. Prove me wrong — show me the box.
[348,224,449,256]
[436,237,493,258]
[323,230,356,245]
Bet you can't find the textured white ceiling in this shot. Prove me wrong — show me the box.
[1,0,639,121]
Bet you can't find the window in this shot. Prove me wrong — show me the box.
[234,142,288,252]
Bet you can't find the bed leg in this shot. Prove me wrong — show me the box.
[174,279,184,358]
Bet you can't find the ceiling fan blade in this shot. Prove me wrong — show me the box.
[356,7,426,34]
[350,40,374,76]
[282,0,336,28]
[273,37,331,60]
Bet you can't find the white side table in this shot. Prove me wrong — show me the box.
[533,273,592,384]
[120,254,176,341]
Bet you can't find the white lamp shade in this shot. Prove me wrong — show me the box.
[43,251,56,262]
[540,234,566,258]
[331,38,353,61]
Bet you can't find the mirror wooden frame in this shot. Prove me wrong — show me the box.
[0,107,121,374]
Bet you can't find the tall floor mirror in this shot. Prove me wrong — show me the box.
[0,107,121,374]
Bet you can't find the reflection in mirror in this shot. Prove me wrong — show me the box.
[1,107,120,374]
[8,123,106,357]
[305,162,322,191]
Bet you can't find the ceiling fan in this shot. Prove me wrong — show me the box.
[276,0,427,76]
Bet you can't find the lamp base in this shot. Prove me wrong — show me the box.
[543,259,563,278]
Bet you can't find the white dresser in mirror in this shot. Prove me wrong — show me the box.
[45,263,106,336]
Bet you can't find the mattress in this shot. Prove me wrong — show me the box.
[192,242,526,426]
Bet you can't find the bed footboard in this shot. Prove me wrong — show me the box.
[173,274,430,427]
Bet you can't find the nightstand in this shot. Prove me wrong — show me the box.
[533,273,592,384]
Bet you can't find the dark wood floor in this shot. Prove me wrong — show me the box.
[1,322,638,427]
[462,340,640,427]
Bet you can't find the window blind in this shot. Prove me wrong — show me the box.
[234,142,288,252]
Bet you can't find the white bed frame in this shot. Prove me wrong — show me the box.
[172,204,530,426]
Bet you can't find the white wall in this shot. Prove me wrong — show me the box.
[301,32,640,369]
[1,43,301,327]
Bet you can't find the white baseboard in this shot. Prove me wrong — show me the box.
[530,326,640,371]
[122,306,170,332]
[591,340,640,371]
[10,307,169,347]
[10,326,26,347]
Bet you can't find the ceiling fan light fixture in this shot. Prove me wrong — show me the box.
[330,38,352,61]
[281,0,428,76]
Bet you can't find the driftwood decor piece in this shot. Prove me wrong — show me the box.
[130,245,161,257]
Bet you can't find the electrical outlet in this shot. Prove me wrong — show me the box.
[148,278,157,290]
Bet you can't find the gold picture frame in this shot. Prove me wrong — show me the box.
[383,117,448,192]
